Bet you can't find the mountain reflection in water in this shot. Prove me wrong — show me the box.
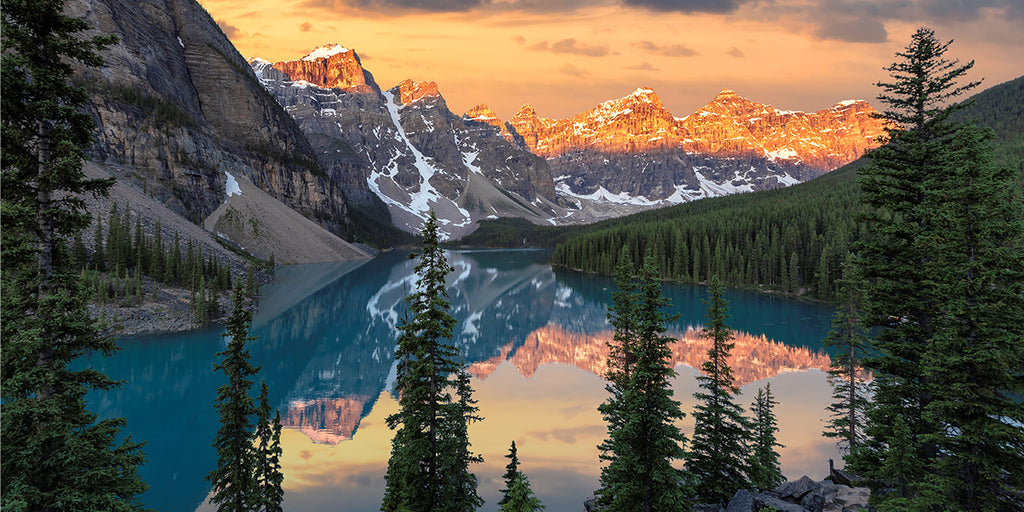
[86,249,840,512]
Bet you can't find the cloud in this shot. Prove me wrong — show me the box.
[559,63,590,78]
[300,21,314,32]
[216,19,241,39]
[813,16,888,43]
[626,61,659,71]
[300,0,483,12]
[532,38,610,57]
[513,35,526,45]
[622,0,748,14]
[727,46,744,58]
[634,40,698,57]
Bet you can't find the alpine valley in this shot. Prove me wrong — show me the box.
[69,0,885,249]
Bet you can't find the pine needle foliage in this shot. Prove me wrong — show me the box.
[686,275,751,505]
[1,0,148,508]
[597,253,691,512]
[747,384,784,491]
[822,262,871,455]
[382,212,483,512]
[853,27,1024,510]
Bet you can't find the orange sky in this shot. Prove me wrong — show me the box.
[197,0,1023,120]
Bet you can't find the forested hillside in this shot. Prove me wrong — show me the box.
[546,75,1023,300]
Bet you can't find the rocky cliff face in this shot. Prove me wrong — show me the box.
[507,87,887,209]
[67,0,356,240]
[251,48,563,239]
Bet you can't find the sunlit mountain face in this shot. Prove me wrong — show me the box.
[85,250,838,511]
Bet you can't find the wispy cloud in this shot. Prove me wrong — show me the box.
[634,40,698,57]
[559,63,591,78]
[217,19,242,38]
[532,38,610,57]
[727,46,744,58]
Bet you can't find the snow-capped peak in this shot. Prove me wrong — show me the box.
[302,44,350,61]
[834,99,862,108]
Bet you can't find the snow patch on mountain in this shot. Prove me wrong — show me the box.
[224,171,241,197]
[367,90,472,239]
[303,44,350,61]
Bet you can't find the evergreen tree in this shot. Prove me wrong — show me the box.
[686,275,751,505]
[747,384,784,491]
[382,211,483,512]
[207,285,260,512]
[851,28,1024,510]
[822,262,871,455]
[914,123,1024,509]
[255,382,285,512]
[499,474,545,512]
[597,253,690,512]
[1,0,148,508]
[499,441,521,507]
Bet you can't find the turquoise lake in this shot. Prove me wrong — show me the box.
[85,249,841,512]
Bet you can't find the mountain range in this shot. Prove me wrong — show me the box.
[249,44,887,239]
[70,0,886,253]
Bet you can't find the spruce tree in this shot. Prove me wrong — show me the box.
[597,253,690,512]
[255,382,285,512]
[208,285,260,512]
[822,262,871,455]
[1,0,148,508]
[747,384,784,491]
[686,275,751,505]
[382,211,482,512]
[499,441,521,507]
[499,474,545,512]
[915,123,1024,509]
[852,27,1024,509]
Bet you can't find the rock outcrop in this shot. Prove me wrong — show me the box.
[68,0,360,247]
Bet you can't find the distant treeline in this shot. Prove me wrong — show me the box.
[551,163,864,301]
[68,202,263,323]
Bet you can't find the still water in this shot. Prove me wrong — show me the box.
[86,249,840,512]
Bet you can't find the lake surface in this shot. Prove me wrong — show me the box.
[85,249,840,512]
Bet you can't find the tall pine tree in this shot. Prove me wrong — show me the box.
[854,27,1024,510]
[382,212,483,512]
[747,384,784,491]
[208,285,260,512]
[686,275,751,505]
[1,0,148,508]
[822,261,871,455]
[597,253,690,512]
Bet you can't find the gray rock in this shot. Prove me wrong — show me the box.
[754,494,809,512]
[725,489,757,512]
[800,491,825,512]
[776,475,819,501]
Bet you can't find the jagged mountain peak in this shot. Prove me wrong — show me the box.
[302,44,351,61]
[392,79,441,106]
[463,104,501,125]
[254,45,377,93]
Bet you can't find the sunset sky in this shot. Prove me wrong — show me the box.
[196,0,1023,120]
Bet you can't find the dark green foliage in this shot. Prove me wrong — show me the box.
[852,28,1024,511]
[1,0,149,508]
[499,441,521,507]
[208,286,260,511]
[255,382,285,512]
[382,212,483,512]
[686,275,751,505]
[851,25,979,492]
[747,384,784,492]
[499,474,544,512]
[597,253,691,512]
[822,262,871,455]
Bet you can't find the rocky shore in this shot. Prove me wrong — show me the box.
[585,463,869,512]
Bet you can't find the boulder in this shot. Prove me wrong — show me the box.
[776,475,819,501]
[753,494,808,512]
[725,490,757,512]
